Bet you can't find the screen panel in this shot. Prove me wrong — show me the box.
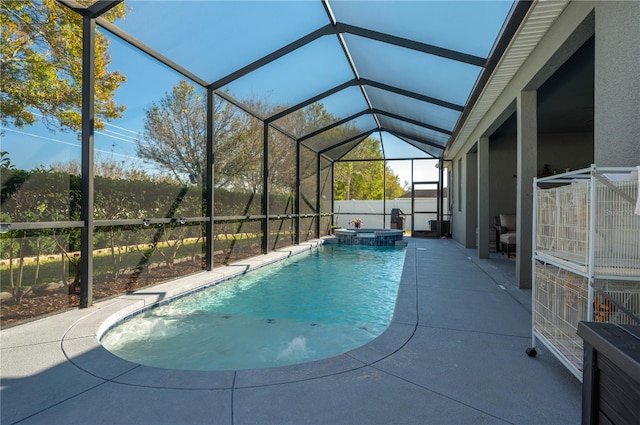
[344,34,482,106]
[300,145,318,215]
[213,97,264,217]
[381,134,430,159]
[378,115,450,148]
[330,1,513,58]
[366,86,461,132]
[92,223,205,302]
[111,1,328,83]
[223,36,353,112]
[95,31,206,220]
[0,228,83,326]
[273,86,369,138]
[213,220,263,267]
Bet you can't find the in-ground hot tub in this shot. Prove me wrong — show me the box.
[333,228,405,246]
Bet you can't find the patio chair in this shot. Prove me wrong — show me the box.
[496,214,517,258]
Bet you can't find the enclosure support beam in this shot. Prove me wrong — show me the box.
[330,162,335,228]
[384,128,445,151]
[383,161,387,228]
[315,153,321,238]
[336,23,486,67]
[298,109,369,144]
[360,79,463,112]
[438,157,444,237]
[320,129,376,158]
[410,160,415,235]
[205,89,215,270]
[95,19,206,87]
[373,109,453,135]
[80,15,95,308]
[263,122,270,254]
[295,143,301,245]
[210,25,333,90]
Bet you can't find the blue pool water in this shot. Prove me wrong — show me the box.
[100,245,406,371]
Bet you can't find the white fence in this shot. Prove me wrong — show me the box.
[331,198,449,230]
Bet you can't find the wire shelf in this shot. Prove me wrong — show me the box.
[533,263,640,373]
[536,170,640,276]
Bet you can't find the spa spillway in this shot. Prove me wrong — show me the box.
[333,228,405,246]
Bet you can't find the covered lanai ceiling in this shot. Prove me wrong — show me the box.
[64,0,532,162]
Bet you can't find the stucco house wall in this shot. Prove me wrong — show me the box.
[594,1,640,165]
[445,0,640,288]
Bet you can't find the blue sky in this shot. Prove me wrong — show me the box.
[1,0,512,185]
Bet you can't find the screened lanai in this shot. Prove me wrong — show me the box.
[1,0,531,323]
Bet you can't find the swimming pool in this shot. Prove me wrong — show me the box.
[100,244,406,371]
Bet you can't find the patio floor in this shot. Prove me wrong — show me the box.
[1,237,581,425]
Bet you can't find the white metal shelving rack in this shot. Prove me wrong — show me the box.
[529,165,640,380]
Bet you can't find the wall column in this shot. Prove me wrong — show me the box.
[477,137,490,259]
[516,90,537,289]
[465,152,477,248]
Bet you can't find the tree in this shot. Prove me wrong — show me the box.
[137,81,207,183]
[138,80,405,201]
[138,82,294,192]
[333,138,404,200]
[137,81,252,187]
[217,96,266,192]
[0,151,16,170]
[0,0,126,131]
[384,167,405,199]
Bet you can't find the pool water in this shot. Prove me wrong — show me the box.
[100,244,406,371]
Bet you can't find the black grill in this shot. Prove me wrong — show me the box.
[390,208,405,230]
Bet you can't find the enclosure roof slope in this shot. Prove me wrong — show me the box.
[62,0,531,161]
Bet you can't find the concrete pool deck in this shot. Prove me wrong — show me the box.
[1,237,581,424]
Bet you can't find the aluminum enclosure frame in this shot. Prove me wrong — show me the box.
[28,0,532,308]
